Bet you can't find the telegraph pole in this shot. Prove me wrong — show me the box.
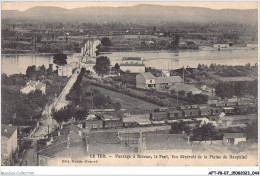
[182,65,185,83]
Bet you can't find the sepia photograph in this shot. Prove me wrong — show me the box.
[0,0,258,173]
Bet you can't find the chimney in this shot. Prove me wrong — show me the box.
[187,136,190,143]
[58,130,60,137]
[60,125,63,129]
[78,130,82,136]
[46,137,53,146]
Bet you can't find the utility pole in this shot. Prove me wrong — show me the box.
[177,91,179,106]
[182,65,185,84]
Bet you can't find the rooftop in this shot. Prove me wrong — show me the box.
[86,132,123,154]
[155,76,183,84]
[2,124,17,139]
[170,83,200,93]
[120,63,145,66]
[224,133,246,139]
[122,57,141,61]
[139,72,155,79]
[38,124,85,158]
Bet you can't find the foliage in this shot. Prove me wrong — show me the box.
[178,90,186,97]
[93,56,111,77]
[170,122,191,135]
[2,87,47,126]
[215,80,258,98]
[115,63,120,70]
[47,64,53,73]
[192,123,217,142]
[26,65,36,77]
[53,53,68,66]
[101,37,112,46]
[187,92,208,104]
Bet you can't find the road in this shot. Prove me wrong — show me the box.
[54,68,81,111]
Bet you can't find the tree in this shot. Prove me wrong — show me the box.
[193,123,217,143]
[101,37,112,47]
[93,56,111,77]
[47,64,53,73]
[74,107,88,121]
[115,63,120,71]
[178,90,186,97]
[38,65,46,72]
[171,122,191,135]
[53,53,67,66]
[26,65,36,77]
[114,102,122,111]
[53,107,71,125]
[197,64,202,71]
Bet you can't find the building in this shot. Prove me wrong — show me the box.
[210,107,222,116]
[155,76,183,90]
[213,43,230,48]
[20,80,46,94]
[85,132,123,154]
[199,107,211,116]
[169,83,202,95]
[182,109,200,118]
[150,111,167,121]
[102,115,123,128]
[83,114,103,130]
[1,124,18,166]
[38,124,86,166]
[222,133,246,146]
[223,107,235,115]
[138,133,192,154]
[120,57,145,73]
[58,64,73,77]
[136,72,156,89]
[167,110,183,120]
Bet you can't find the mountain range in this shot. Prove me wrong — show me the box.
[2,4,258,25]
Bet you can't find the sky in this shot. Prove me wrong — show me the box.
[1,1,258,11]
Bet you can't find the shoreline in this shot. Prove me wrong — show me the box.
[1,46,255,56]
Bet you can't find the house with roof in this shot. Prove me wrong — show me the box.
[222,133,246,146]
[1,124,18,166]
[136,72,156,89]
[120,57,145,73]
[169,83,202,95]
[155,76,183,90]
[138,133,192,154]
[38,124,86,166]
[85,132,123,154]
[20,80,46,94]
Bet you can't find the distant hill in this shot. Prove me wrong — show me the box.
[2,4,257,25]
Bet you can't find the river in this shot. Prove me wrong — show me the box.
[1,47,257,75]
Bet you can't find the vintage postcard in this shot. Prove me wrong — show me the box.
[1,0,258,171]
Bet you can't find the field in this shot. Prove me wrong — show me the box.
[89,85,161,113]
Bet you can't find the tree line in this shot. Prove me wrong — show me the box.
[215,80,257,99]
